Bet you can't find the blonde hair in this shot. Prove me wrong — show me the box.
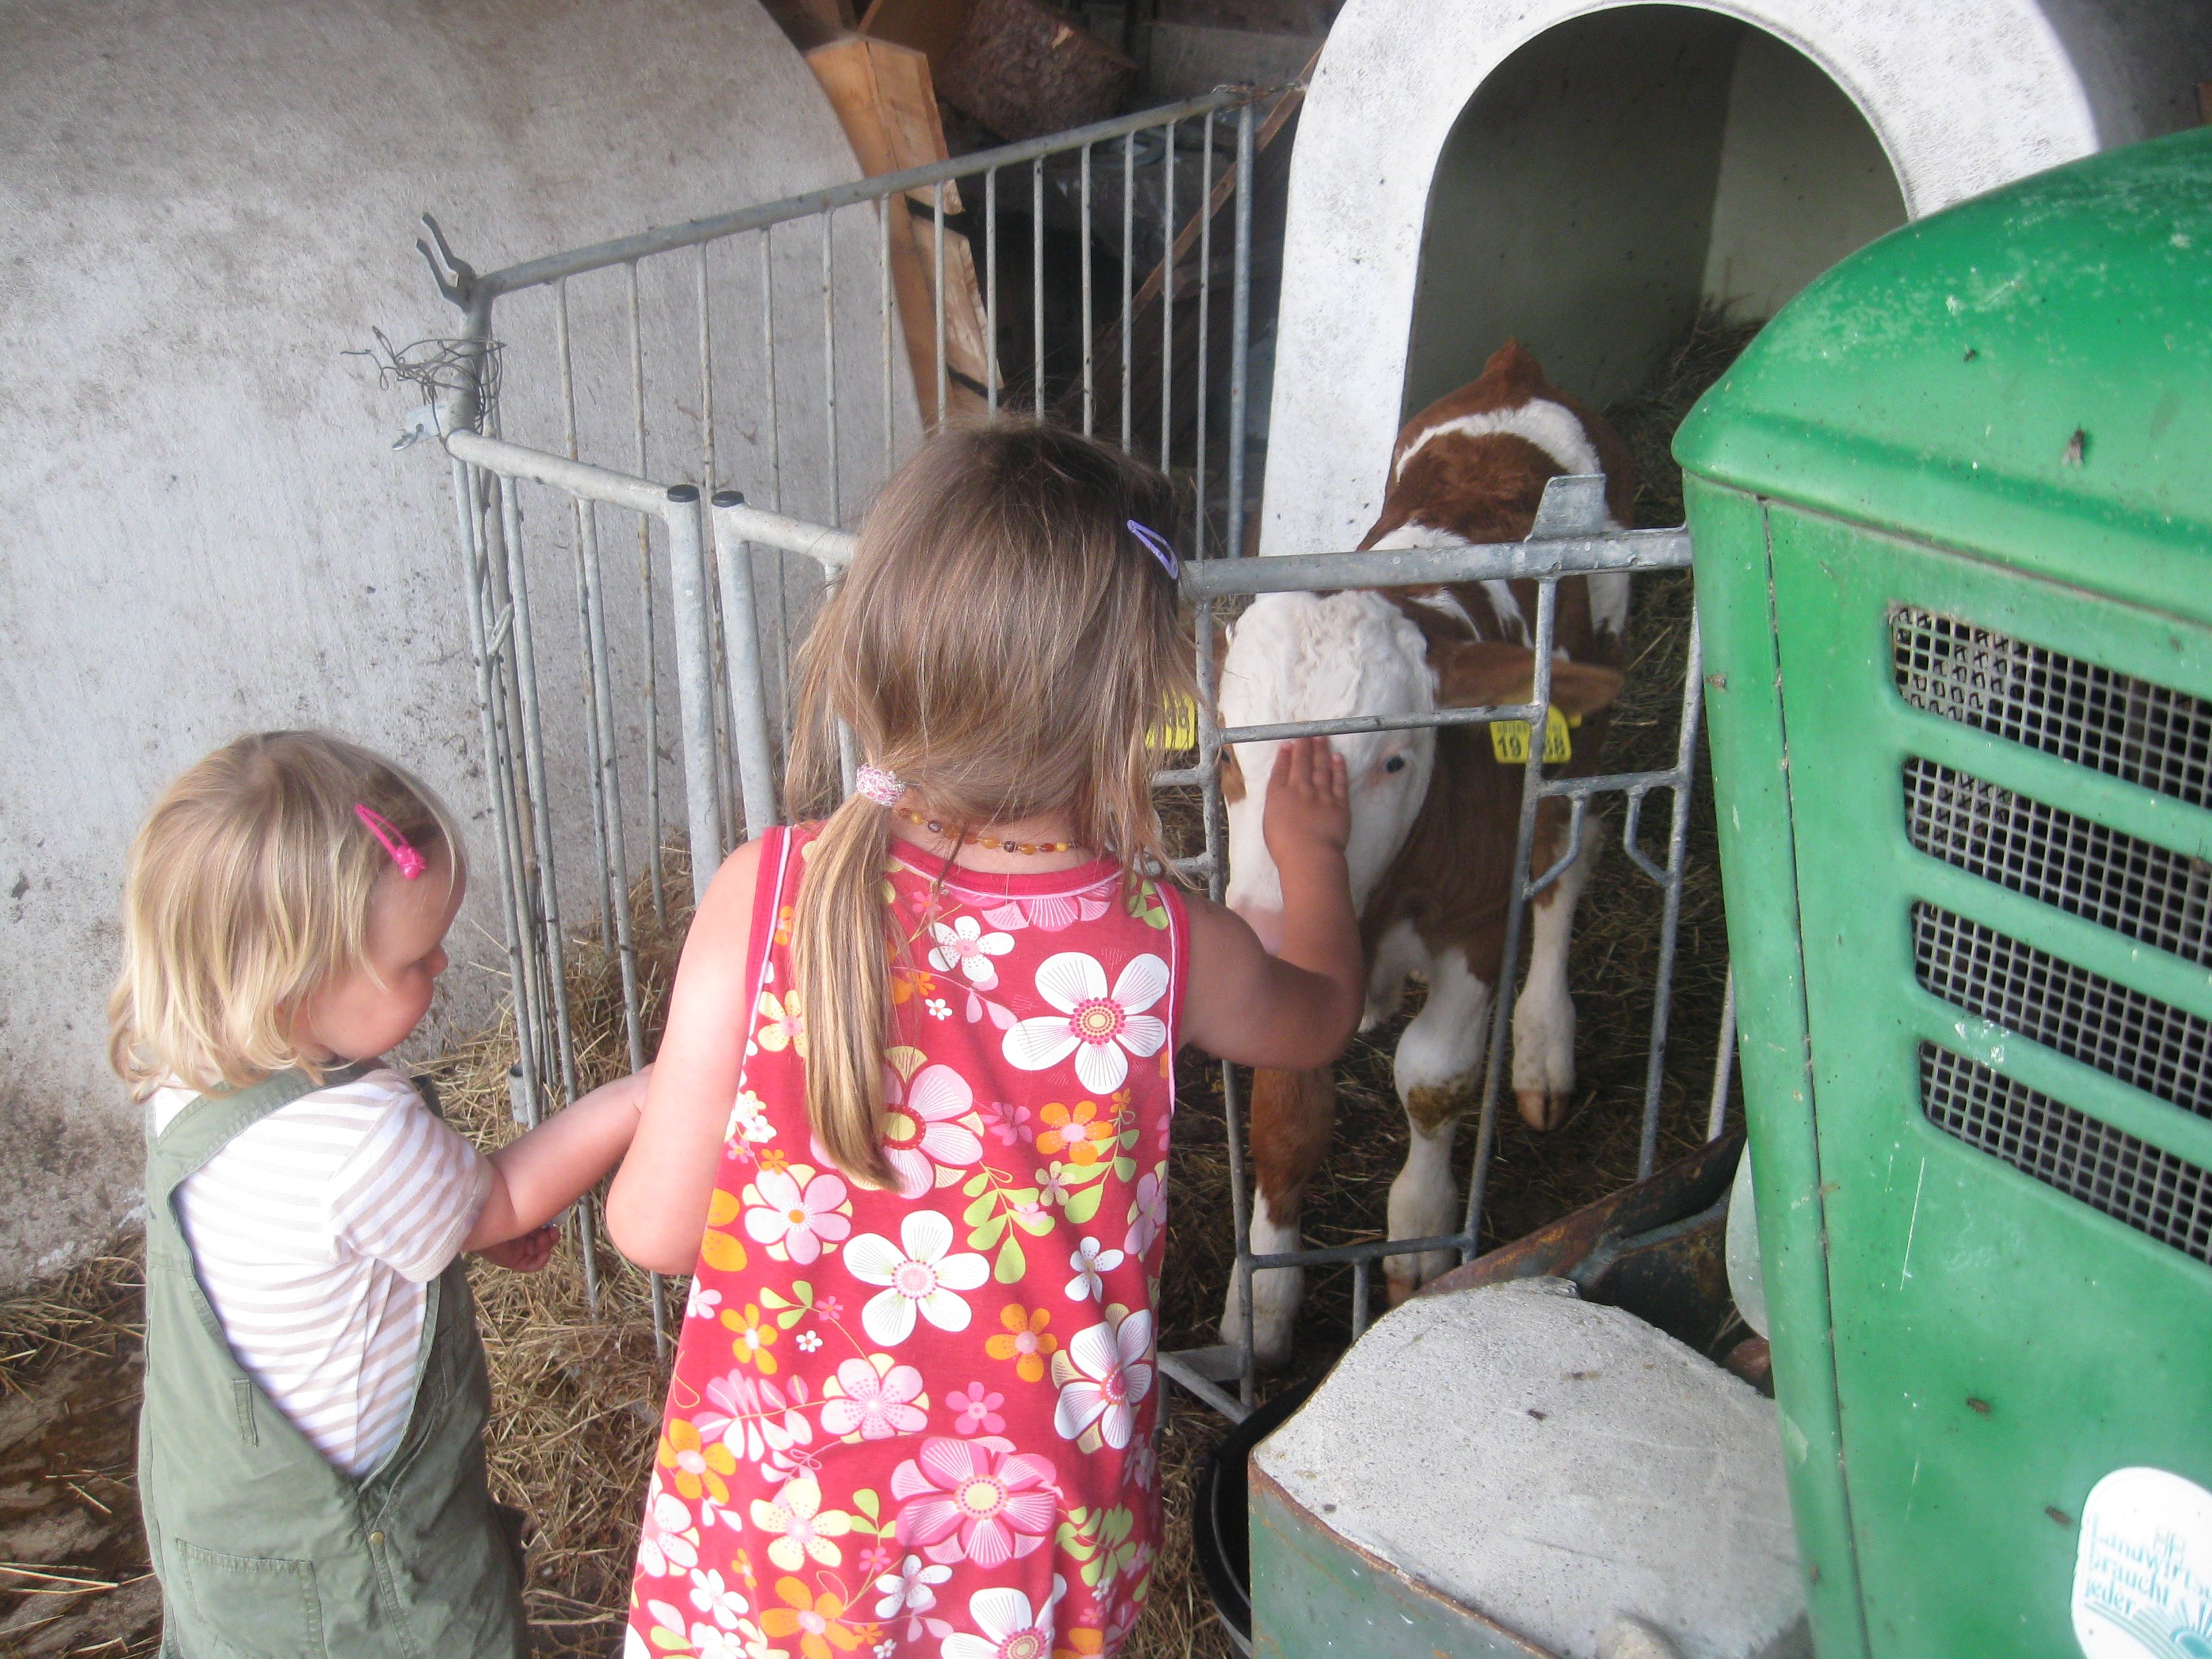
[108,731,466,1100]
[787,421,1193,1188]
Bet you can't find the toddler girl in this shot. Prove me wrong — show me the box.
[112,730,646,1658]
[608,423,1363,1659]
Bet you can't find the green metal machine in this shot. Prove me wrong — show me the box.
[1679,129,2212,1656]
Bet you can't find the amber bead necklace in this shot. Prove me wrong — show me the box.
[893,805,1076,857]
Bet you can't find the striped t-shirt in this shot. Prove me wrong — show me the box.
[150,1068,491,1476]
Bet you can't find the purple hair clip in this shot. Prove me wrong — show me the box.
[354,804,428,880]
[1127,519,1181,581]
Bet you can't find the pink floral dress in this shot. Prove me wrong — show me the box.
[628,827,1187,1659]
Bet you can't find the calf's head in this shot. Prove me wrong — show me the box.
[1217,590,1622,947]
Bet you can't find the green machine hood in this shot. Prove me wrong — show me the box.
[1676,126,2212,625]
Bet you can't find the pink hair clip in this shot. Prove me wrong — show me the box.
[853,764,906,807]
[354,804,428,880]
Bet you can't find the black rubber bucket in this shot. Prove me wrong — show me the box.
[1191,1378,1319,1655]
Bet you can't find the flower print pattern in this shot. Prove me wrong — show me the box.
[751,1476,853,1570]
[948,1382,1006,1435]
[1050,1312,1155,1453]
[928,916,1016,988]
[844,1212,991,1346]
[820,1355,929,1441]
[1034,1101,1118,1166]
[745,1166,853,1264]
[881,1064,985,1197]
[1002,954,1169,1094]
[983,1305,1058,1382]
[1123,1171,1168,1259]
[876,1553,954,1641]
[892,1437,1060,1568]
[941,1582,1064,1659]
[631,828,1185,1659]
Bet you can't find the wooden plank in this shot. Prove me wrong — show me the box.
[806,36,992,425]
[855,0,977,81]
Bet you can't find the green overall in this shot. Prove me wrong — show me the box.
[139,1065,527,1659]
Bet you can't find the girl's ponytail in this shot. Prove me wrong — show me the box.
[788,790,900,1191]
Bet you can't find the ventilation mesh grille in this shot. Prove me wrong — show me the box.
[1921,1044,2210,1267]
[1911,904,2211,1120]
[1892,608,2211,809]
[1904,759,2212,969]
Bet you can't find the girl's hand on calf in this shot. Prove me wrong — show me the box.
[1262,737,1351,879]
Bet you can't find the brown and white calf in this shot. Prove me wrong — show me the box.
[1218,340,1634,1365]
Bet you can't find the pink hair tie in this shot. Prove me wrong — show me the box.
[853,764,905,807]
[354,804,428,880]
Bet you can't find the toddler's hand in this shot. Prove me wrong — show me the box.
[478,1223,558,1274]
[1262,737,1350,874]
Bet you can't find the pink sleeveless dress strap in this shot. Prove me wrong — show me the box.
[629,825,1189,1659]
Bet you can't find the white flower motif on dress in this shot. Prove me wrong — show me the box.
[750,1475,852,1570]
[724,1089,776,1147]
[690,1568,749,1630]
[743,1166,853,1265]
[1124,1168,1168,1258]
[820,1355,929,1440]
[689,1624,745,1659]
[686,1282,724,1324]
[1064,1237,1125,1303]
[637,1483,702,1578]
[844,1212,990,1346]
[1050,1310,1155,1452]
[880,1063,985,1197]
[875,1553,954,1639]
[1001,951,1169,1093]
[939,1580,1065,1659]
[926,916,1015,989]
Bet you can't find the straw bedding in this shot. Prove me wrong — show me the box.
[0,310,1754,1658]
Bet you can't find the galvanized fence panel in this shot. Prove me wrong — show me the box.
[417,85,1734,1406]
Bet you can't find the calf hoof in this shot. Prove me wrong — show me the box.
[1517,1088,1573,1131]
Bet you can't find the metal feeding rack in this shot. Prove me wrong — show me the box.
[411,87,1729,1402]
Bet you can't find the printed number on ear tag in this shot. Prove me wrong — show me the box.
[1489,706,1574,764]
[1153,693,1199,753]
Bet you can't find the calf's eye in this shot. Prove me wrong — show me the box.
[1383,755,1408,774]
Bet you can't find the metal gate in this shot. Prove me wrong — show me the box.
[413,85,1733,1406]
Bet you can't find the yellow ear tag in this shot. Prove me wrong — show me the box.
[1153,691,1200,753]
[1489,705,1574,764]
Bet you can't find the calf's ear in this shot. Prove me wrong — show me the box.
[1432,639,1624,716]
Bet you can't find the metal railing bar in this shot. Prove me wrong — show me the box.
[447,429,672,516]
[1080,142,1094,436]
[1120,132,1134,449]
[761,226,792,736]
[1462,579,1561,1257]
[1542,764,1691,802]
[710,499,858,567]
[1160,117,1174,471]
[710,491,782,845]
[933,183,948,426]
[1032,157,1045,417]
[985,166,998,415]
[822,212,840,527]
[1706,966,1738,1141]
[554,281,620,954]
[628,264,667,926]
[1635,607,1706,1178]
[1217,705,1542,745]
[1226,100,1254,557]
[1246,1229,1474,1271]
[663,484,724,895]
[697,244,716,491]
[1157,1351,1248,1423]
[878,200,893,470]
[1180,529,1694,596]
[474,89,1265,299]
[1194,111,1213,557]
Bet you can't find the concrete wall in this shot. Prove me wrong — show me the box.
[0,0,902,1291]
[1262,0,2212,558]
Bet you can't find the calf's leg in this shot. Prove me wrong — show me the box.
[1513,811,1601,1130]
[1219,1065,1338,1369]
[1386,946,1492,1304]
